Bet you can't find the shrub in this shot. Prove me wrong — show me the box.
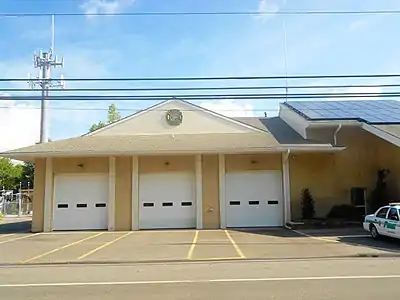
[301,188,315,219]
[368,169,390,213]
[327,204,362,221]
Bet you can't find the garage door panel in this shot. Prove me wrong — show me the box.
[138,173,196,229]
[226,171,283,228]
[53,174,109,231]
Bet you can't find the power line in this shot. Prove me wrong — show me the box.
[1,83,400,92]
[0,92,398,101]
[1,10,400,17]
[3,73,400,82]
[3,107,400,112]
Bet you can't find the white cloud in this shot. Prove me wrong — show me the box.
[323,86,382,101]
[199,99,255,117]
[80,0,135,16]
[0,97,40,152]
[255,0,280,22]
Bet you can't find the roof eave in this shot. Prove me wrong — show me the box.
[307,120,362,128]
[0,144,345,161]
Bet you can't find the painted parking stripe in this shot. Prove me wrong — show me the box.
[77,232,132,260]
[22,232,105,263]
[187,230,199,260]
[1,274,400,288]
[292,230,372,241]
[330,235,370,238]
[0,234,16,239]
[224,230,246,258]
[0,233,40,245]
[291,229,340,243]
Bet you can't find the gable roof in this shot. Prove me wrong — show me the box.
[0,132,282,161]
[85,98,266,136]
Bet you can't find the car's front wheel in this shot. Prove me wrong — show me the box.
[370,224,379,239]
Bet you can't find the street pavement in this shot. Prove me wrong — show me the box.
[0,257,398,299]
[1,228,399,265]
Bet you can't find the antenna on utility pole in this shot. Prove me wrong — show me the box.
[51,14,55,52]
[28,14,65,144]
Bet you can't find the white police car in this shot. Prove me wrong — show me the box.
[363,203,400,239]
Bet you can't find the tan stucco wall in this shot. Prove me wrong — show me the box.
[115,157,132,230]
[53,157,109,173]
[139,155,195,173]
[202,155,220,228]
[289,127,400,219]
[225,153,282,172]
[32,159,45,232]
[289,153,339,219]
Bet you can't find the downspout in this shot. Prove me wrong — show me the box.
[333,124,342,146]
[284,149,291,162]
[283,149,291,229]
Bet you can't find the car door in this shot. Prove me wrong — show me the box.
[396,209,400,239]
[374,206,390,236]
[385,207,400,237]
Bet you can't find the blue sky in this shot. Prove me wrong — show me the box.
[0,0,400,149]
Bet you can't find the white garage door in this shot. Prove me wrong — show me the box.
[139,172,196,229]
[53,174,109,231]
[225,171,283,228]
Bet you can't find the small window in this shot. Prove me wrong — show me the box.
[143,202,154,207]
[376,207,389,218]
[249,201,259,205]
[95,203,106,208]
[57,204,68,209]
[230,201,240,206]
[268,200,279,205]
[181,202,192,206]
[162,202,173,207]
[76,204,87,208]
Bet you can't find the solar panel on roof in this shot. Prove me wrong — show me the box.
[285,100,400,124]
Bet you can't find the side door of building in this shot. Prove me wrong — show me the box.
[374,206,390,236]
[385,207,400,237]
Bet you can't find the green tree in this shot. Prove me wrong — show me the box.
[89,104,121,132]
[20,162,35,189]
[0,158,22,190]
[107,103,121,123]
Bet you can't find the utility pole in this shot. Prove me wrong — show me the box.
[28,15,65,143]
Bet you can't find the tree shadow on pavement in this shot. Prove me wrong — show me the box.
[337,236,400,255]
[0,219,32,234]
[230,228,303,238]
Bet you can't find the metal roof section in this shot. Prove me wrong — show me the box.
[234,117,322,144]
[283,100,400,125]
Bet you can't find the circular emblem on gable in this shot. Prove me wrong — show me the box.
[166,109,183,126]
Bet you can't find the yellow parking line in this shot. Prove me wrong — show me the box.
[77,231,132,260]
[0,233,16,239]
[0,233,39,245]
[22,232,105,263]
[224,230,246,258]
[190,257,242,261]
[187,230,199,259]
[291,229,339,243]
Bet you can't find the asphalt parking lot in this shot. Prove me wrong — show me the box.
[0,220,399,265]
